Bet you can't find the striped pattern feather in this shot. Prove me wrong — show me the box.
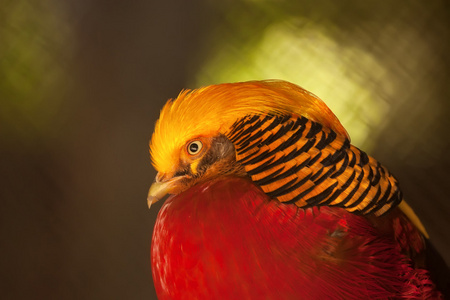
[227,114,402,216]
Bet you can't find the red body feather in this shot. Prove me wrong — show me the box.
[152,177,440,299]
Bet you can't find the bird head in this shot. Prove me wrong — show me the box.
[147,80,348,208]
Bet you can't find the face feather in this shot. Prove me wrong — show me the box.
[150,80,348,174]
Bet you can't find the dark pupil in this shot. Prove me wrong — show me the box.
[189,143,199,153]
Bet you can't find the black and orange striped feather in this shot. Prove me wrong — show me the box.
[227,114,402,217]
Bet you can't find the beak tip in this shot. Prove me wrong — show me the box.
[147,195,158,210]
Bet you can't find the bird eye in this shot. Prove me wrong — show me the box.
[187,140,203,155]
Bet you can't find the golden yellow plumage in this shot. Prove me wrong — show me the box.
[150,80,348,175]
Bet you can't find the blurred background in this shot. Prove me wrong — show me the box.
[1,0,449,298]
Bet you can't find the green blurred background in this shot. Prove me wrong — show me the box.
[1,0,449,298]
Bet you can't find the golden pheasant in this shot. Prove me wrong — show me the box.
[148,80,448,299]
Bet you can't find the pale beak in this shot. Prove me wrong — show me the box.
[147,173,184,209]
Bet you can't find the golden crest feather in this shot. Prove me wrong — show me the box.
[150,80,349,174]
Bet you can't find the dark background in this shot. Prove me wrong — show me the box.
[1,0,449,299]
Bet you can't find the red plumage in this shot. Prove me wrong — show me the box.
[152,177,441,299]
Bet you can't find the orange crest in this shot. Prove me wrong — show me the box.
[150,80,349,174]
